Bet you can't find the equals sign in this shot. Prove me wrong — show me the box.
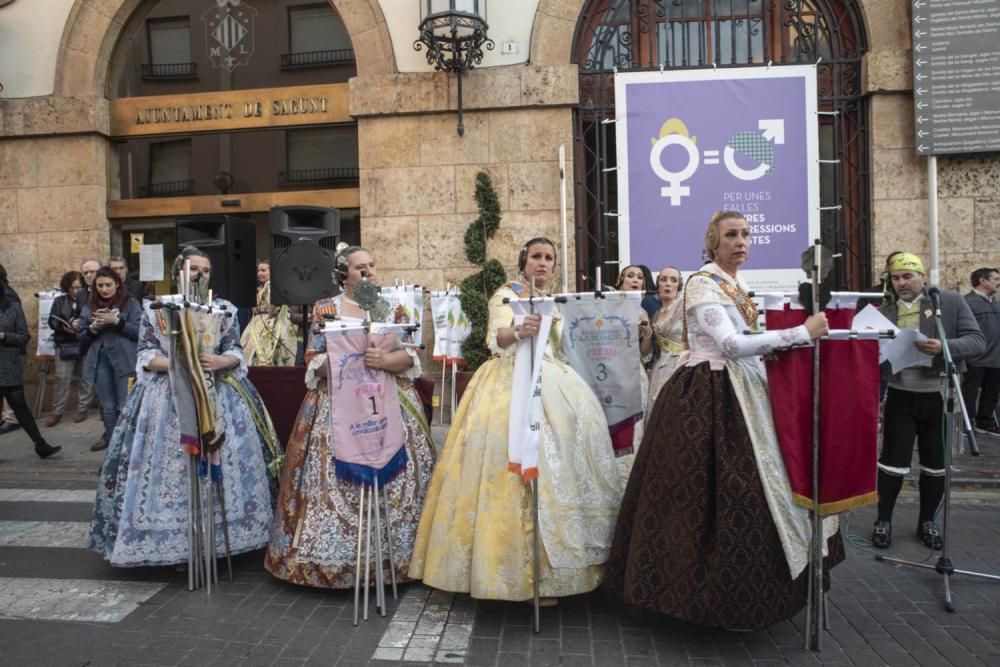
[703,149,720,165]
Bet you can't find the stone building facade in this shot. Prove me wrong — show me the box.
[1,0,998,386]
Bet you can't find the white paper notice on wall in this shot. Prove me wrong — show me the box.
[138,244,165,282]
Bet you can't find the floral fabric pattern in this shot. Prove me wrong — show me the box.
[408,284,622,600]
[264,295,436,588]
[88,300,275,567]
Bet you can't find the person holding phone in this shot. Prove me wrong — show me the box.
[78,267,142,447]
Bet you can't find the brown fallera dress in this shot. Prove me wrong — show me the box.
[605,265,844,630]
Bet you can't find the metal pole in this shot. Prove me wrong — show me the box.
[187,455,195,591]
[363,484,373,621]
[928,155,939,286]
[559,144,569,290]
[806,239,824,651]
[529,277,541,633]
[382,483,398,600]
[353,483,365,626]
[32,359,50,419]
[216,475,234,583]
[373,478,386,616]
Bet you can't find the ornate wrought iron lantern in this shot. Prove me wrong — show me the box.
[413,0,494,136]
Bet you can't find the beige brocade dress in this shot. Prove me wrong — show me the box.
[408,283,622,600]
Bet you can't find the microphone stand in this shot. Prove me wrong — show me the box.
[875,288,999,612]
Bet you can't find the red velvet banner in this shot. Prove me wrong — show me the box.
[765,306,880,515]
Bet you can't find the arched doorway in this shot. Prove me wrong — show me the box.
[571,0,870,290]
[103,0,362,296]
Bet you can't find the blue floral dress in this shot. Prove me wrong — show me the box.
[88,299,279,567]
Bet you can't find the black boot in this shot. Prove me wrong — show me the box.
[35,441,62,459]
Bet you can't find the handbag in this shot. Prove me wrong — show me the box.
[58,342,81,361]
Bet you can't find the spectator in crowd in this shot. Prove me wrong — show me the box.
[962,267,1000,435]
[857,250,904,311]
[78,267,142,451]
[0,266,20,435]
[637,265,661,318]
[0,263,61,458]
[873,253,984,550]
[77,259,100,308]
[46,271,86,427]
[73,258,102,423]
[647,266,684,405]
[0,265,19,435]
[108,256,145,304]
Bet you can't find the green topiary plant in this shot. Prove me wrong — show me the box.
[459,171,506,372]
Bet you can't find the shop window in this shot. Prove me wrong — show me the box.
[143,17,197,79]
[282,4,355,68]
[281,126,359,186]
[143,139,193,197]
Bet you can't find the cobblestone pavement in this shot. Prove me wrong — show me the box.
[1,417,998,666]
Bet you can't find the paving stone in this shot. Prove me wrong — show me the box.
[528,637,561,666]
[560,627,591,654]
[712,642,754,666]
[500,624,531,652]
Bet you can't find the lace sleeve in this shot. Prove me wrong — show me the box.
[691,302,811,359]
[216,301,247,379]
[135,308,165,383]
[487,286,516,357]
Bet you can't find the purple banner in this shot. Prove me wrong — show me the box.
[615,67,819,290]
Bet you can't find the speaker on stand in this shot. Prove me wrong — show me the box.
[176,215,257,308]
[269,205,341,363]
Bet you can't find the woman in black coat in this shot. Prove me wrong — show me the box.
[0,264,60,458]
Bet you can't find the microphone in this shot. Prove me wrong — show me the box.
[928,286,942,316]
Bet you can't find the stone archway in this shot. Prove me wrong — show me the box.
[52,0,397,101]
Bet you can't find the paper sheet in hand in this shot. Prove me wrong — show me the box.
[139,244,164,281]
[851,305,896,362]
[886,328,931,374]
[851,305,931,373]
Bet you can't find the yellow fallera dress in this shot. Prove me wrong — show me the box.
[409,282,622,600]
[241,281,297,366]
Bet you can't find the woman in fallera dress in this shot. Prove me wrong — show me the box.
[605,212,844,630]
[647,266,684,404]
[89,247,277,567]
[409,237,622,602]
[241,260,297,367]
[265,246,435,588]
[613,265,654,484]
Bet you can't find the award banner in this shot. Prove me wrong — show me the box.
[507,297,557,483]
[430,290,471,365]
[325,328,407,486]
[35,290,59,358]
[615,65,820,292]
[558,292,644,455]
[764,302,879,515]
[380,285,424,346]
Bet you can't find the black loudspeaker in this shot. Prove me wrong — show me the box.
[176,215,257,308]
[269,205,340,306]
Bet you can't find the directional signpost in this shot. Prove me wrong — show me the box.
[910,0,1000,286]
[911,0,1000,155]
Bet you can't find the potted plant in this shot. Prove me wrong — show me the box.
[455,171,505,402]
